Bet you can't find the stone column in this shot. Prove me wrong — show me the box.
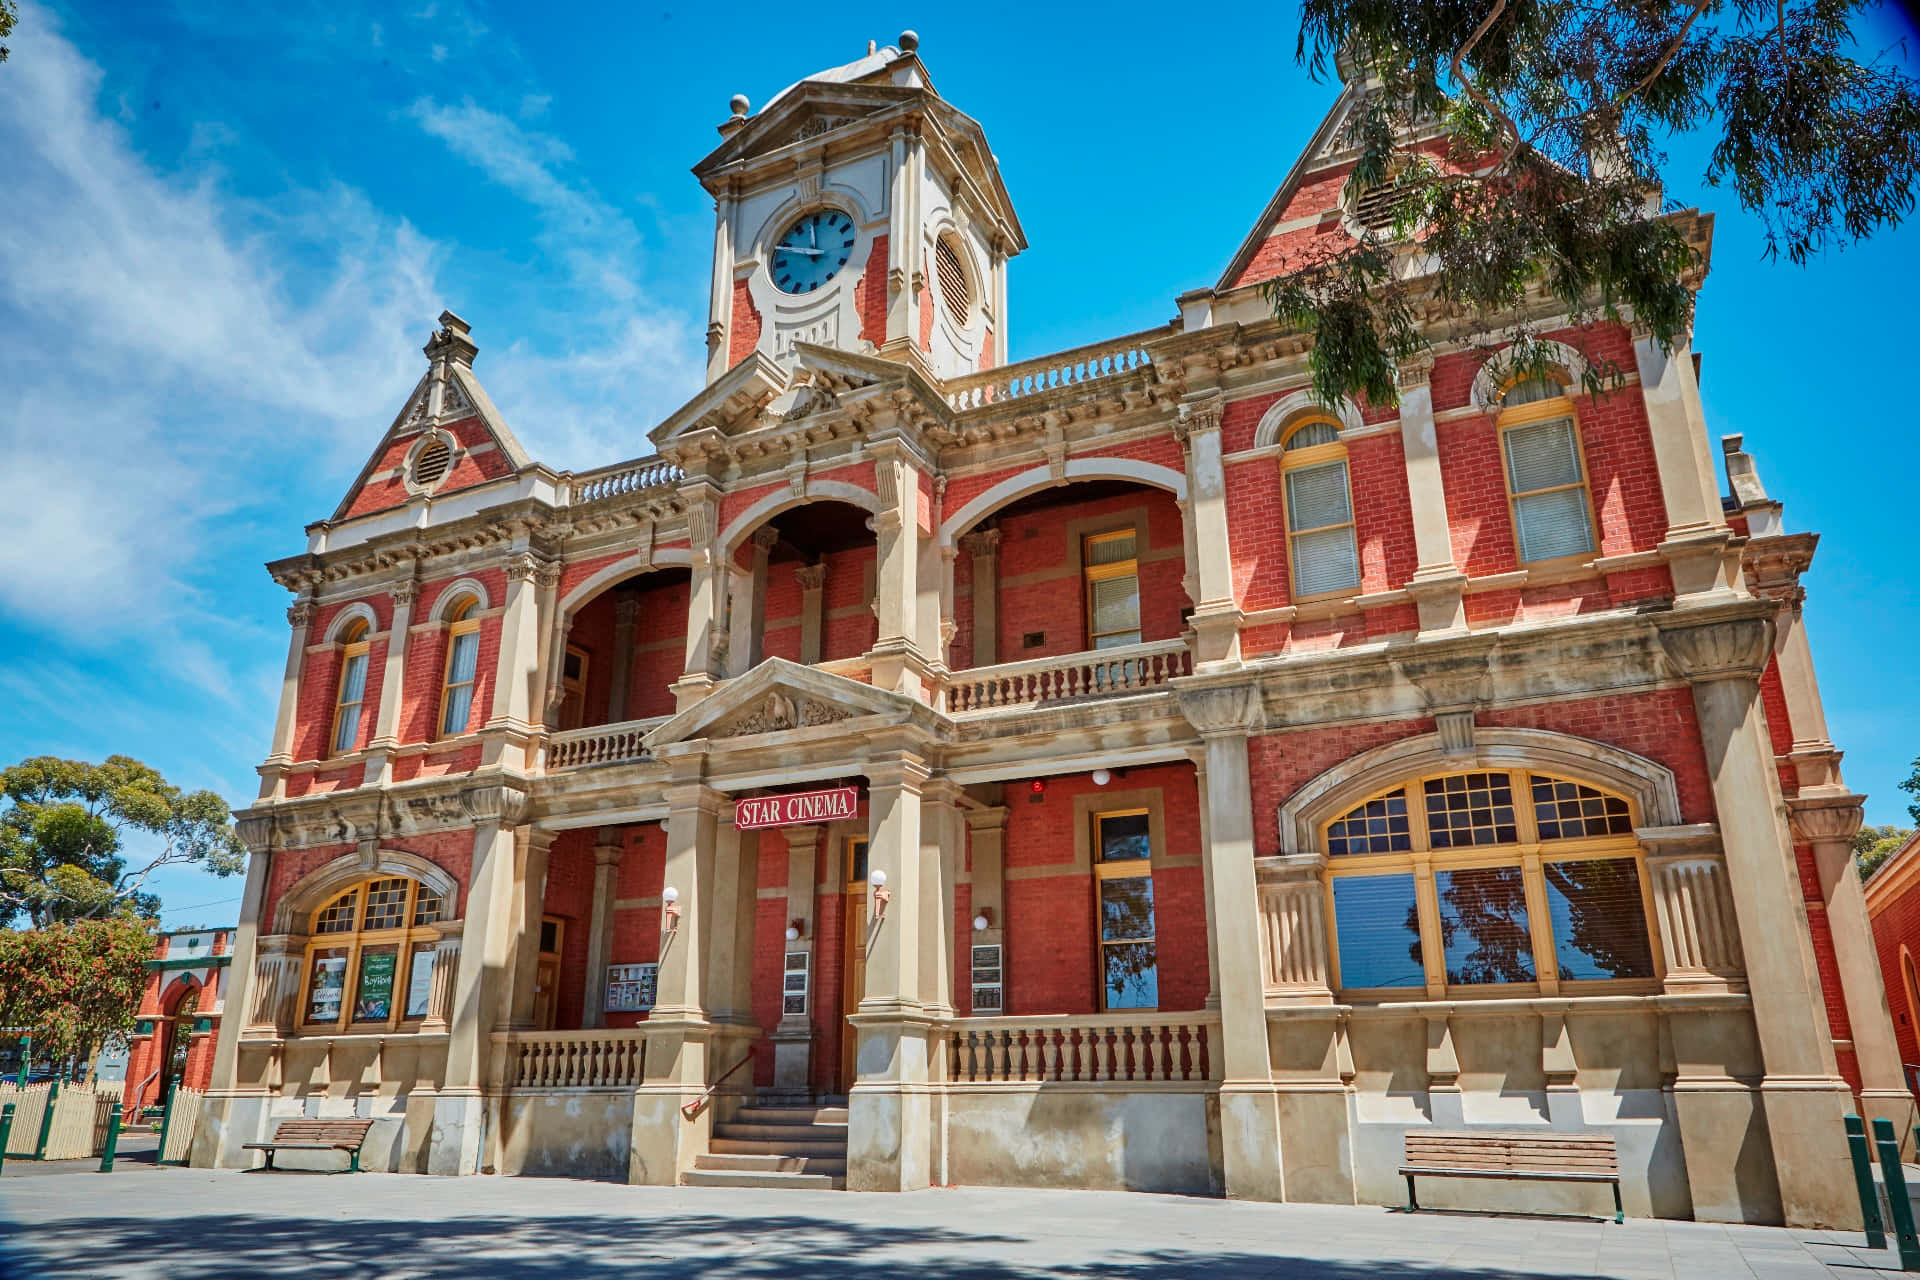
[1658,614,1858,1228]
[482,552,546,769]
[431,781,528,1175]
[731,525,779,675]
[868,445,929,698]
[772,826,822,1097]
[1790,794,1911,1130]
[605,596,640,724]
[365,577,419,785]
[882,125,925,353]
[963,805,1008,981]
[675,485,726,709]
[959,529,1001,669]
[630,777,720,1185]
[1176,395,1243,667]
[1635,329,1739,597]
[188,816,276,1169]
[796,564,828,665]
[505,828,556,1031]
[1178,683,1286,1201]
[847,747,935,1192]
[581,834,624,1030]
[261,600,316,799]
[705,184,736,384]
[1396,359,1468,633]
[919,780,959,1019]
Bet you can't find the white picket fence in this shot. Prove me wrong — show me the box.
[160,1086,204,1163]
[0,1080,123,1159]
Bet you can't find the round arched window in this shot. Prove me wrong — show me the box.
[302,875,448,1032]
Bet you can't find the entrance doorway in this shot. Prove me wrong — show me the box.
[839,836,869,1093]
[534,916,564,1031]
[161,986,199,1098]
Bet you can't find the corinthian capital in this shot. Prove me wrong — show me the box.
[287,602,318,629]
[958,528,1002,559]
[1786,793,1868,846]
[794,563,828,591]
[1657,617,1773,684]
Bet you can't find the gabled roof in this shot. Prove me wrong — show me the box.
[327,313,531,524]
[646,342,950,450]
[642,657,944,749]
[1213,81,1371,292]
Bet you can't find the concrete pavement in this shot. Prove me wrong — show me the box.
[0,1167,1911,1278]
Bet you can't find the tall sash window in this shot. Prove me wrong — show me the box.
[1281,417,1360,598]
[331,619,371,756]
[1500,377,1597,563]
[439,596,481,737]
[1083,530,1142,649]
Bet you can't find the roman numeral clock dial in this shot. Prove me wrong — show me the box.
[771,210,856,294]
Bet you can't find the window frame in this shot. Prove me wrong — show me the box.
[1322,769,1661,1001]
[437,597,482,739]
[298,875,446,1034]
[560,644,590,730]
[1092,806,1159,1012]
[329,619,372,757]
[1082,529,1143,650]
[1278,416,1361,601]
[1497,383,1601,568]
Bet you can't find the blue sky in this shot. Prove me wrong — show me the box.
[2,1,1916,927]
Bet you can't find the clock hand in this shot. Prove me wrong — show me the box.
[778,245,823,256]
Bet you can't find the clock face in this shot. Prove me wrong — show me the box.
[771,210,856,295]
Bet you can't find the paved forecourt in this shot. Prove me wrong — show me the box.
[0,1170,1912,1279]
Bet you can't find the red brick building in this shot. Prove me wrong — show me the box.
[1864,833,1920,1075]
[192,35,1895,1226]
[121,929,233,1116]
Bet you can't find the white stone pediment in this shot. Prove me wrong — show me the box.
[642,658,942,748]
[649,353,791,445]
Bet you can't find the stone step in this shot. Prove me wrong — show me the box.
[730,1106,848,1126]
[694,1153,847,1176]
[710,1137,848,1159]
[713,1121,847,1144]
[680,1168,842,1190]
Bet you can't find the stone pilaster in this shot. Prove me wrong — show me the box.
[1658,614,1858,1228]
[365,575,419,785]
[867,445,932,699]
[959,529,1001,668]
[260,600,316,799]
[795,564,828,666]
[963,804,1008,967]
[605,596,640,724]
[1175,395,1243,667]
[189,816,276,1170]
[674,484,726,709]
[581,835,624,1030]
[505,827,556,1031]
[730,525,779,677]
[1634,328,1740,598]
[482,551,547,769]
[771,825,822,1098]
[1395,358,1468,633]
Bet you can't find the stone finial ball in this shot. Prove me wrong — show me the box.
[729,94,750,118]
[898,30,919,52]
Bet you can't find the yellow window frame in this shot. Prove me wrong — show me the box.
[299,875,445,1034]
[1083,529,1142,650]
[1278,416,1359,602]
[1092,807,1157,1012]
[437,597,481,739]
[1496,387,1601,569]
[329,619,371,758]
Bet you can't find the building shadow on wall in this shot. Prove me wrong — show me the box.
[5,1208,1670,1280]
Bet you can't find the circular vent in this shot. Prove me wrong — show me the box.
[1349,166,1418,238]
[412,437,453,488]
[935,235,970,325]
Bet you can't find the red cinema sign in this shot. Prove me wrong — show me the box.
[734,786,860,831]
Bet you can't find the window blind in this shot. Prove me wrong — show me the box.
[1504,418,1594,561]
[1086,531,1137,566]
[442,629,480,734]
[1544,858,1655,980]
[334,652,368,753]
[1089,573,1140,647]
[1331,874,1425,988]
[1287,458,1359,596]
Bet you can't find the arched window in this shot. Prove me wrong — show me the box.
[1901,947,1920,1049]
[1323,769,1656,997]
[438,596,482,737]
[301,875,446,1032]
[331,618,372,756]
[1280,416,1359,597]
[1498,376,1597,564]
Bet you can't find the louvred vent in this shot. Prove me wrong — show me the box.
[412,438,452,487]
[935,236,969,324]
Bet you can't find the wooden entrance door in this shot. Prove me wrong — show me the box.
[533,916,563,1031]
[839,836,869,1093]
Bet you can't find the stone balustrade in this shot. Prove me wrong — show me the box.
[568,458,684,504]
[948,639,1191,713]
[494,1028,649,1089]
[944,329,1162,411]
[948,1011,1221,1084]
[545,716,670,769]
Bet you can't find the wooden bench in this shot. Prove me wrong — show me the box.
[243,1118,375,1173]
[1401,1130,1622,1223]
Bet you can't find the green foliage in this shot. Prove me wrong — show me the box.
[1903,755,1920,827]
[1277,0,1920,406]
[0,756,246,927]
[0,918,154,1069]
[0,1,14,65]
[1855,823,1914,880]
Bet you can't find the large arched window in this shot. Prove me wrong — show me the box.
[1280,415,1360,598]
[1499,376,1597,564]
[301,875,446,1032]
[330,618,372,756]
[1323,769,1657,998]
[438,595,482,738]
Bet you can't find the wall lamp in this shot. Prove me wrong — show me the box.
[972,907,993,932]
[661,885,681,933]
[786,918,805,941]
[870,868,891,919]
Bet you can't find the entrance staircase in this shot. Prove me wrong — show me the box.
[682,1098,848,1189]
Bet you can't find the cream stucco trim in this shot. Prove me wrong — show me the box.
[324,602,381,643]
[270,846,463,933]
[430,577,493,620]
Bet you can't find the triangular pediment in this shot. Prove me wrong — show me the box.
[649,352,791,446]
[643,659,943,748]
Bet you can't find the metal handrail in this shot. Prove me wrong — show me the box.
[127,1069,160,1117]
[680,1044,758,1120]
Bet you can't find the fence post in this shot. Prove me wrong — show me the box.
[1847,1115,1888,1250]
[0,1103,13,1174]
[1873,1117,1920,1269]
[33,1079,60,1160]
[155,1083,178,1164]
[98,1103,122,1173]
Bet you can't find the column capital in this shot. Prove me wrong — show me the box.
[505,553,545,585]
[864,752,932,793]
[1657,615,1774,684]
[666,780,727,817]
[1786,793,1868,846]
[963,804,1010,833]
[749,524,781,553]
[392,579,422,609]
[958,528,1001,559]
[782,824,823,854]
[233,813,276,855]
[593,841,625,868]
[1174,392,1224,443]
[794,563,828,591]
[287,601,317,629]
[1396,355,1435,389]
[1179,682,1264,737]
[459,781,531,828]
[613,594,642,626]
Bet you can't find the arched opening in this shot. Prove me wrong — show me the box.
[159,983,201,1099]
[562,566,693,728]
[949,478,1191,670]
[736,499,877,671]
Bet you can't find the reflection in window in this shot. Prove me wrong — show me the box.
[1424,773,1519,848]
[1544,858,1654,980]
[1084,530,1142,650]
[1435,866,1535,984]
[1094,809,1157,1009]
[1331,874,1424,989]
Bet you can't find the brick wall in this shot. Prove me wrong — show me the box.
[728,279,761,368]
[857,235,888,346]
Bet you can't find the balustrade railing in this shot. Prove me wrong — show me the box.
[568,458,684,504]
[949,1012,1220,1085]
[495,1029,648,1089]
[545,716,669,769]
[944,328,1165,411]
[948,639,1191,713]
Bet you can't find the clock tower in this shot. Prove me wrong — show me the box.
[693,32,1025,384]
